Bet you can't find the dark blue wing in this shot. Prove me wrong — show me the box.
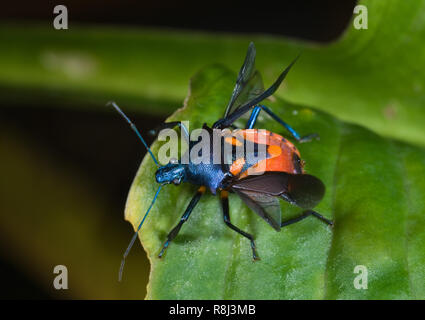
[224,42,264,118]
[232,172,325,209]
[234,189,282,231]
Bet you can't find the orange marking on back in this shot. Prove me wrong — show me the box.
[230,158,246,176]
[267,144,282,157]
[225,136,243,147]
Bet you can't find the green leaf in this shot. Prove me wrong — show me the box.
[126,65,425,299]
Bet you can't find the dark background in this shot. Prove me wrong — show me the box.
[0,0,356,299]
[3,1,355,41]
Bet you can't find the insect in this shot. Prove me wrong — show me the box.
[111,42,333,281]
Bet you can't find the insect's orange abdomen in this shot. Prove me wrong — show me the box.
[232,129,304,179]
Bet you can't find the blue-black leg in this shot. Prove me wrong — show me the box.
[281,210,333,228]
[245,106,262,129]
[158,186,205,258]
[246,105,318,143]
[149,121,190,143]
[220,191,260,260]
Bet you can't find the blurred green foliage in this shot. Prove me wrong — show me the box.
[0,126,149,299]
[1,0,425,145]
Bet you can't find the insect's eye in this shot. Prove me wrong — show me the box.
[170,158,178,164]
[173,178,181,185]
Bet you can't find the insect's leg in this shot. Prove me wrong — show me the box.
[149,121,190,143]
[281,210,333,228]
[158,186,206,258]
[257,105,319,143]
[220,190,260,260]
[245,106,262,129]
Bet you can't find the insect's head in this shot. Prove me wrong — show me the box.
[155,158,186,185]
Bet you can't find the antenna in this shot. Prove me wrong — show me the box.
[118,184,163,282]
[108,101,159,167]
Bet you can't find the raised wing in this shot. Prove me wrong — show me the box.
[214,47,299,129]
[231,172,325,210]
[224,42,264,118]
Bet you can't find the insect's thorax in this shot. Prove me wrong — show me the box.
[184,127,304,194]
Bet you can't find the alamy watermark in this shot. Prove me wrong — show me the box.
[155,125,268,174]
[353,265,368,290]
[353,4,368,30]
[53,265,68,290]
[53,5,68,30]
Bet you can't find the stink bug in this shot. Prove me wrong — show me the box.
[111,42,333,281]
